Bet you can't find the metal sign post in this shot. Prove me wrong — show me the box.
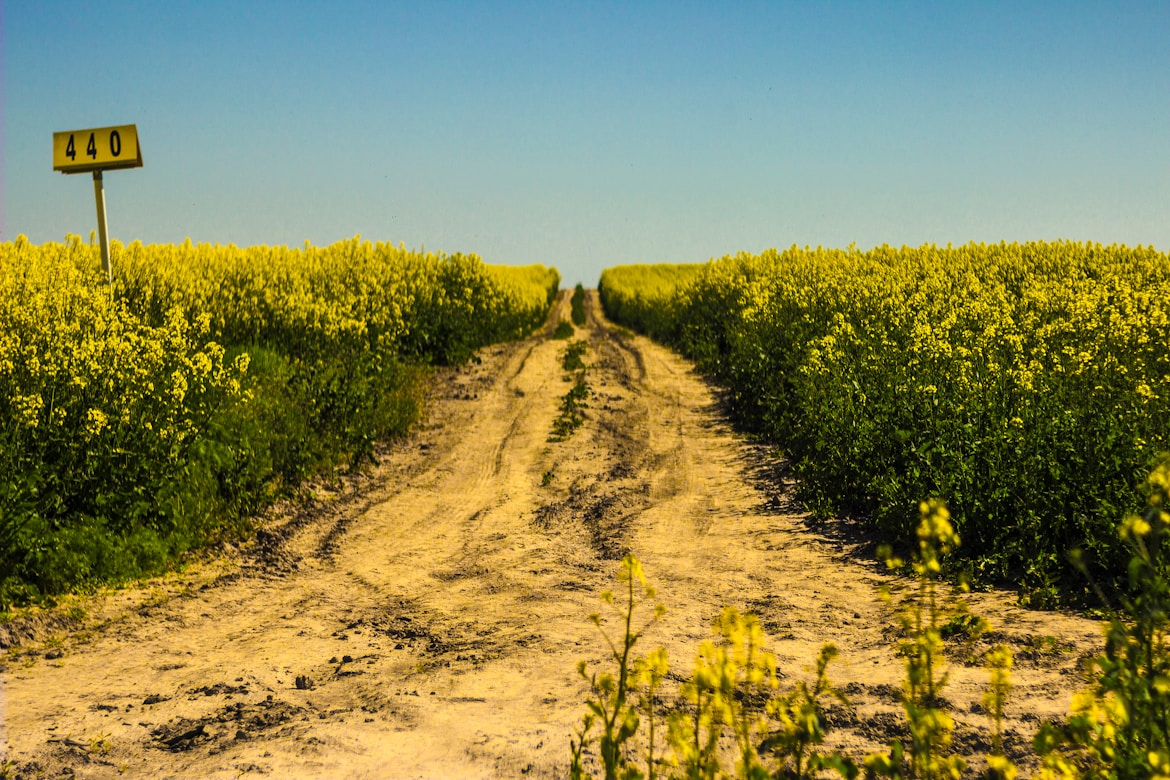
[92,171,111,284]
[52,124,143,284]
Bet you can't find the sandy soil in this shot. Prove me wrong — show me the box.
[1,290,1106,779]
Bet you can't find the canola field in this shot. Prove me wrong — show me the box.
[0,235,558,603]
[600,242,1170,602]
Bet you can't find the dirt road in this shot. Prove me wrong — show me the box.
[2,291,1105,778]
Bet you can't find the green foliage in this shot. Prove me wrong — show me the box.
[0,234,559,604]
[552,340,590,441]
[569,467,1170,780]
[572,558,856,780]
[556,321,576,339]
[668,608,858,780]
[598,264,705,343]
[867,500,969,780]
[1036,458,1170,779]
[600,244,1170,600]
[763,644,856,780]
[0,237,247,600]
[564,340,589,372]
[669,607,777,779]
[572,554,667,780]
[573,283,588,326]
[551,377,591,442]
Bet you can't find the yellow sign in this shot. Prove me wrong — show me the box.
[53,124,142,173]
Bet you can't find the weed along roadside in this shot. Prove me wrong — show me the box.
[569,465,1170,778]
[551,339,591,442]
[571,283,588,327]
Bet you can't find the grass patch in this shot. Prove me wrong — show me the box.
[550,377,590,442]
[563,340,588,372]
[571,283,587,326]
[551,340,590,442]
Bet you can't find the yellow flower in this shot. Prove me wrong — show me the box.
[14,393,44,427]
[84,407,108,438]
[1122,514,1152,540]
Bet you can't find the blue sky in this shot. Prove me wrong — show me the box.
[5,1,1170,285]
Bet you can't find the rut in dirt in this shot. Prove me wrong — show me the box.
[0,289,1106,780]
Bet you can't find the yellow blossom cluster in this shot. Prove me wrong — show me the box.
[601,241,1170,597]
[112,235,558,364]
[0,233,558,600]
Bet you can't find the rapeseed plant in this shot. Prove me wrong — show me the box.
[601,242,1170,603]
[573,465,1170,778]
[866,500,964,780]
[572,554,666,780]
[1036,457,1170,779]
[573,561,853,779]
[0,235,558,603]
[668,607,780,779]
[762,644,855,779]
[983,645,1017,780]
